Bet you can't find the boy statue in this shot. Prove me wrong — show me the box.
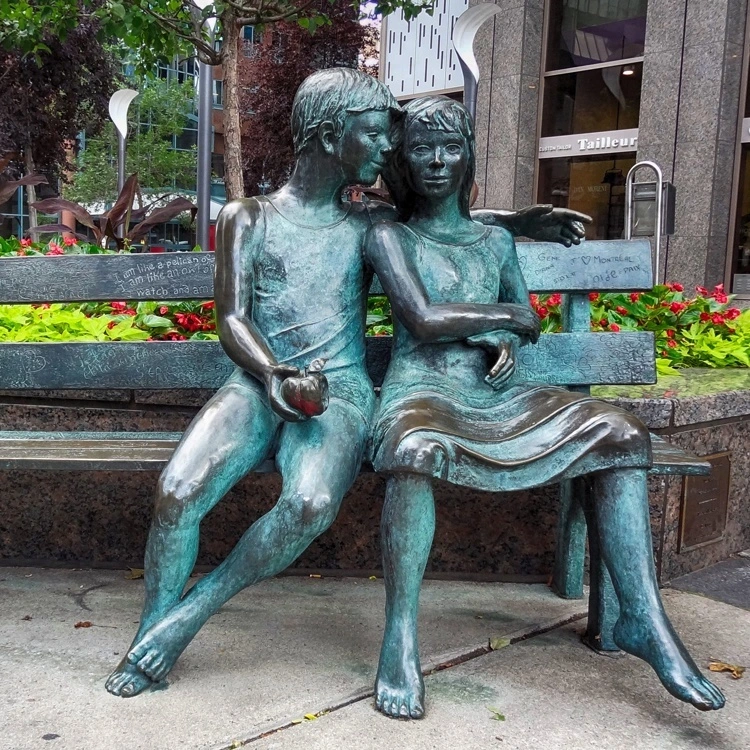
[106,68,588,697]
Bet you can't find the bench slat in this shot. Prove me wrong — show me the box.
[0,240,654,303]
[649,435,710,476]
[0,333,655,390]
[0,431,707,475]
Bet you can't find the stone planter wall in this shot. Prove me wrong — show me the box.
[1,370,748,583]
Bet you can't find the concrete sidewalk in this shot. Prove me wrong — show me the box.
[1,568,748,750]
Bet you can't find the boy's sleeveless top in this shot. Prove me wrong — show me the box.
[237,196,375,425]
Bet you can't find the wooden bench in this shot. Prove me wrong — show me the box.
[0,240,709,649]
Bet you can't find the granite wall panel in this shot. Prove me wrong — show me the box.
[660,419,750,581]
[1,381,747,583]
[475,0,543,210]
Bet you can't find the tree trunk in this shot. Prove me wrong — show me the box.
[24,147,38,231]
[221,14,244,201]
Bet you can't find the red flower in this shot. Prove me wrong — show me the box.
[714,283,725,294]
[661,301,670,307]
[629,292,640,302]
[158,306,169,316]
[529,294,539,307]
[714,292,729,304]
[712,313,725,325]
[726,307,741,320]
[599,319,608,328]
[124,308,137,316]
[200,300,215,310]
[63,236,76,246]
[589,292,599,302]
[20,238,32,247]
[536,306,549,319]
[615,306,628,316]
[175,312,203,332]
[107,321,117,329]
[695,286,709,296]
[46,245,64,256]
[669,302,686,314]
[667,339,677,348]
[110,301,127,312]
[669,282,684,292]
[666,329,675,339]
[548,293,562,306]
[700,312,711,322]
[610,323,620,332]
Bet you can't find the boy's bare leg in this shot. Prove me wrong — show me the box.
[106,380,277,697]
[124,399,368,684]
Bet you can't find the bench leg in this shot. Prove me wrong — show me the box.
[551,477,587,599]
[580,479,621,654]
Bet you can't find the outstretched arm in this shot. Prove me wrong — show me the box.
[215,199,305,421]
[471,205,591,247]
[365,222,540,344]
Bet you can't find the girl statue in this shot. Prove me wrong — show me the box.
[364,96,725,719]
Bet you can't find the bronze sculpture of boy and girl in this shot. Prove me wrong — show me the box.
[106,68,725,717]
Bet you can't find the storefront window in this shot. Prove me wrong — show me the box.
[538,153,637,240]
[542,62,642,137]
[546,0,648,72]
[732,147,750,289]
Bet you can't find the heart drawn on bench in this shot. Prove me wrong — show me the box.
[581,256,592,265]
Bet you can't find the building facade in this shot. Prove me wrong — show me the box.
[382,0,750,297]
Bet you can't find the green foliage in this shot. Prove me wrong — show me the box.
[66,78,198,206]
[531,283,749,370]
[366,295,392,336]
[1,1,437,73]
[0,298,217,342]
[0,235,114,256]
[11,241,743,372]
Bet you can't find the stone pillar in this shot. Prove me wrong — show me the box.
[639,0,748,288]
[473,0,545,211]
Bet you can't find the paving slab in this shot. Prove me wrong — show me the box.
[0,568,585,750]
[253,589,750,750]
[672,558,750,610]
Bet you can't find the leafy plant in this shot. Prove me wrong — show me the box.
[65,78,199,206]
[0,299,217,342]
[30,173,196,249]
[531,283,749,372]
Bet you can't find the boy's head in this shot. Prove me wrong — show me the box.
[291,68,401,184]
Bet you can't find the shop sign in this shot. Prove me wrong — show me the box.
[742,118,750,144]
[538,129,639,159]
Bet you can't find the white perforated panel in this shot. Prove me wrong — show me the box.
[382,0,469,98]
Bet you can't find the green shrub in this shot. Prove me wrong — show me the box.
[2,237,747,371]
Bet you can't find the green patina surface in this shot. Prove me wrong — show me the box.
[593,368,750,400]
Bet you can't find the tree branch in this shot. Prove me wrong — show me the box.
[234,0,319,25]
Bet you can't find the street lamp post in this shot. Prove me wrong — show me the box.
[453,4,502,122]
[195,2,218,252]
[108,89,139,193]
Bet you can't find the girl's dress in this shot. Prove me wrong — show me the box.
[371,225,651,491]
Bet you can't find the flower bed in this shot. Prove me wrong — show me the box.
[531,284,749,374]
[1,235,748,371]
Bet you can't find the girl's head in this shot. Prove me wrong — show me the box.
[384,96,476,221]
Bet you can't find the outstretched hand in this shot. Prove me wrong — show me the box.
[513,204,591,247]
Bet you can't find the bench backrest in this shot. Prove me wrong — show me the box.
[0,238,656,389]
